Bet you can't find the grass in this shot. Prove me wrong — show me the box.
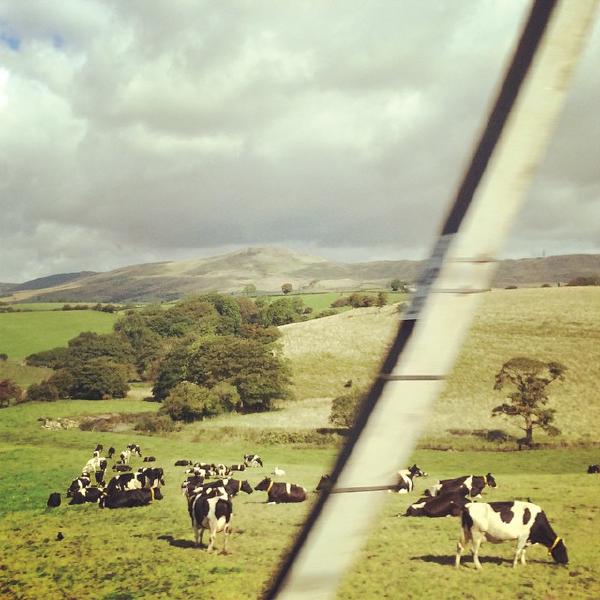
[0,309,118,360]
[0,397,598,599]
[0,359,52,387]
[281,287,600,443]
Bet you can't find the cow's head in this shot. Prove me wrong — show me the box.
[240,480,253,495]
[549,538,568,565]
[486,473,497,488]
[409,464,428,478]
[254,477,271,491]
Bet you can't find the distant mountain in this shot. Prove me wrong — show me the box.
[3,248,599,303]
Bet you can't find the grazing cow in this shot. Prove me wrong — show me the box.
[272,467,286,477]
[69,486,103,505]
[395,464,425,493]
[244,454,263,468]
[47,493,61,508]
[107,447,115,459]
[190,493,233,553]
[175,459,193,466]
[255,478,306,503]
[456,501,568,569]
[143,456,156,462]
[112,464,132,472]
[587,464,600,474]
[127,443,142,457]
[99,487,161,509]
[67,475,91,498]
[316,474,331,492]
[119,449,132,464]
[404,492,470,517]
[427,473,496,498]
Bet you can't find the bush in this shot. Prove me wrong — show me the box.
[505,285,518,290]
[159,382,214,422]
[134,414,180,433]
[26,347,71,369]
[26,381,60,402]
[0,379,24,408]
[68,358,130,399]
[329,388,365,428]
[0,353,7,361]
[566,275,600,287]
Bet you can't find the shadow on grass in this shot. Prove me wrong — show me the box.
[157,534,197,549]
[412,554,510,566]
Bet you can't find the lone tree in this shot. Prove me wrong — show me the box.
[492,357,567,447]
[390,278,409,292]
[281,282,293,295]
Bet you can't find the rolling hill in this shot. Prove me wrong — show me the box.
[2,247,599,303]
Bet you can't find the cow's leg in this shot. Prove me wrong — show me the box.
[471,532,484,570]
[455,528,469,568]
[206,525,216,553]
[221,524,231,555]
[514,535,528,567]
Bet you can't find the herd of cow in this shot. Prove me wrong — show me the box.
[46,445,596,567]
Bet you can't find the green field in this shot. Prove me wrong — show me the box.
[0,309,118,360]
[0,399,598,599]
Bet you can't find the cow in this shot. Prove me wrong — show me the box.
[456,501,568,569]
[244,454,263,468]
[315,474,331,492]
[186,467,212,478]
[107,447,116,459]
[67,475,91,498]
[112,464,132,472]
[587,464,600,474]
[407,464,428,477]
[94,444,103,453]
[107,472,145,493]
[186,478,253,501]
[272,467,286,477]
[93,470,106,487]
[127,444,142,457]
[83,456,107,474]
[99,487,161,509]
[175,460,193,466]
[255,478,306,503]
[404,492,470,517]
[215,464,229,477]
[47,492,61,508]
[394,464,425,493]
[181,475,206,497]
[427,473,496,498]
[137,467,165,489]
[229,463,246,472]
[119,449,131,464]
[189,493,233,553]
[143,456,156,462]
[69,486,104,505]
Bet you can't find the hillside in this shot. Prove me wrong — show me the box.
[2,247,599,303]
[280,286,600,441]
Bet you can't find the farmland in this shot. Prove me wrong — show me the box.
[0,286,599,598]
[0,398,598,599]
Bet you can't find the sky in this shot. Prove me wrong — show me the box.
[1,1,598,283]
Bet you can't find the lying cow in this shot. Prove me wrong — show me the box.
[69,486,103,505]
[189,493,232,553]
[394,464,426,493]
[456,501,568,569]
[143,456,156,462]
[404,492,469,517]
[112,464,132,472]
[175,459,193,466]
[229,463,246,472]
[47,492,61,508]
[67,475,91,498]
[215,464,229,477]
[244,454,263,468]
[99,487,162,509]
[427,473,496,498]
[587,464,600,474]
[255,477,306,503]
[137,467,165,488]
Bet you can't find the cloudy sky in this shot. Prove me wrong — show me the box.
[1,1,598,283]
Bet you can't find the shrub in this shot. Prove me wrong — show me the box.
[566,275,600,287]
[134,414,180,433]
[68,358,130,399]
[26,381,60,402]
[26,347,71,369]
[329,388,365,428]
[159,382,212,422]
[505,285,518,290]
[0,353,7,361]
[0,379,24,408]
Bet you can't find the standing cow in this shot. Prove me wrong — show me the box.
[456,501,568,569]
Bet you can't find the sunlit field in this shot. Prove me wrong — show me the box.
[0,398,598,599]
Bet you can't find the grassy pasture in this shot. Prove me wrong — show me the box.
[0,309,118,360]
[1,398,599,599]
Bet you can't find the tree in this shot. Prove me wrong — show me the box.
[159,382,210,422]
[0,379,23,408]
[492,357,567,447]
[26,381,60,402]
[281,283,293,295]
[376,291,388,308]
[390,278,409,292]
[243,283,257,296]
[68,358,130,399]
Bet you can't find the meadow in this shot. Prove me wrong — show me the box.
[0,398,598,600]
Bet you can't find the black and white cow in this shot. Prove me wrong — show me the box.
[244,454,263,468]
[404,491,469,517]
[587,464,600,474]
[94,444,103,454]
[181,475,206,497]
[137,467,165,489]
[395,464,426,493]
[175,459,193,466]
[143,456,156,462]
[215,464,229,477]
[189,493,233,553]
[255,478,306,503]
[47,492,61,508]
[112,464,132,472]
[119,449,132,465]
[107,447,116,459]
[83,456,107,475]
[107,472,145,493]
[99,487,161,509]
[427,473,496,498]
[127,443,142,457]
[456,501,568,569]
[229,463,246,472]
[67,475,91,498]
[69,486,103,505]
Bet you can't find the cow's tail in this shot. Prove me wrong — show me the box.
[460,507,473,531]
